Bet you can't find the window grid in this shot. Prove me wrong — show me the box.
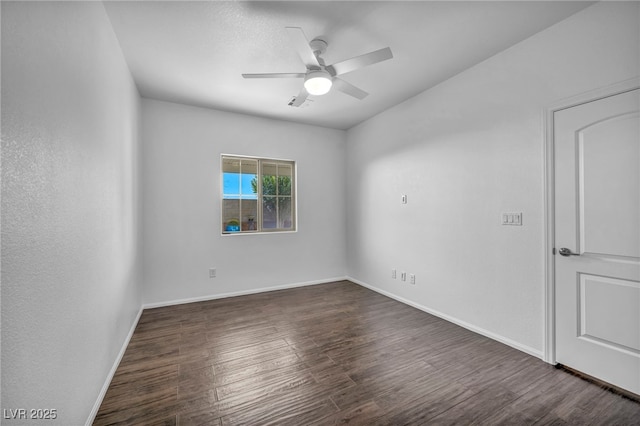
[221,155,295,234]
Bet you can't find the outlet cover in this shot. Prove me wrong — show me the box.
[209,268,216,278]
[391,269,397,279]
[410,274,416,285]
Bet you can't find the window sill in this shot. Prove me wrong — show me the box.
[221,230,297,236]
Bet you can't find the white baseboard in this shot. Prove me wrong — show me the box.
[85,306,144,426]
[347,276,544,360]
[142,276,349,310]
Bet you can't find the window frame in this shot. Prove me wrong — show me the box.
[220,154,297,235]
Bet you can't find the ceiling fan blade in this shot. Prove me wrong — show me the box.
[285,27,320,68]
[327,47,393,76]
[288,87,309,107]
[332,78,369,100]
[242,73,305,79]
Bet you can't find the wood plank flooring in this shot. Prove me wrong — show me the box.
[94,280,640,425]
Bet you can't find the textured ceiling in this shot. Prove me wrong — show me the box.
[103,1,594,130]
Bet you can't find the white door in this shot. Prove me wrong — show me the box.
[554,88,640,395]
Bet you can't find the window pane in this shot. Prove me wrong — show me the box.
[262,196,277,229]
[240,159,258,199]
[278,197,293,229]
[222,172,240,198]
[242,199,258,231]
[278,164,292,196]
[262,163,277,196]
[222,199,240,232]
[222,157,240,196]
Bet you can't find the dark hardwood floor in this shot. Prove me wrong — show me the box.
[94,280,640,425]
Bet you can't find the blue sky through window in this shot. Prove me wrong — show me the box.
[223,172,257,199]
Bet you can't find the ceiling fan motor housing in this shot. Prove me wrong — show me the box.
[309,38,328,58]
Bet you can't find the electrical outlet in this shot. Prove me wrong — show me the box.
[410,274,416,285]
[391,269,397,279]
[401,272,406,281]
[209,268,216,278]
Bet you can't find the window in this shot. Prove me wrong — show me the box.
[221,155,296,234]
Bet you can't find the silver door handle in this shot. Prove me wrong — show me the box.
[558,247,580,257]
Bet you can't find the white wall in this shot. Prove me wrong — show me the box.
[1,2,141,424]
[346,1,640,357]
[141,99,347,305]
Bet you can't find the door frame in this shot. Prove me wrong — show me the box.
[543,77,640,364]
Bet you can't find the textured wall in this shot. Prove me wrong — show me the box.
[1,2,141,424]
[346,1,640,356]
[141,99,347,305]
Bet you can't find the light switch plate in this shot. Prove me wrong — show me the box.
[502,212,522,226]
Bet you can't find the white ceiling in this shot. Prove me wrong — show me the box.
[103,1,594,130]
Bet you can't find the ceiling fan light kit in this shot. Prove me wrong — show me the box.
[242,27,393,107]
[304,70,332,96]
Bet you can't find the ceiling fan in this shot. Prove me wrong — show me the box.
[242,27,393,107]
